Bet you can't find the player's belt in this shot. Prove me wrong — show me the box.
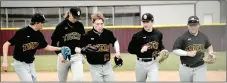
[16,59,33,64]
[137,57,156,62]
[181,61,204,68]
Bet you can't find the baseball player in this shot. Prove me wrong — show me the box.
[1,13,63,82]
[51,7,85,82]
[172,16,216,82]
[128,13,169,82]
[78,12,121,82]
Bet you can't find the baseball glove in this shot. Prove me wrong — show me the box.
[157,49,169,63]
[204,54,216,64]
[113,56,123,68]
[81,44,98,53]
[61,46,71,60]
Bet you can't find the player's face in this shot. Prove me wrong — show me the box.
[68,13,77,23]
[35,22,44,30]
[142,20,153,31]
[188,24,200,34]
[93,19,104,32]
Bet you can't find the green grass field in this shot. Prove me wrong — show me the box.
[1,52,226,72]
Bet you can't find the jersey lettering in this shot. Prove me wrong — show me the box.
[63,32,81,42]
[22,42,39,52]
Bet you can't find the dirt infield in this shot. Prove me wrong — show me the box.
[1,71,226,82]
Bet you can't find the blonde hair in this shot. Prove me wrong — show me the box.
[91,11,105,23]
[63,10,70,19]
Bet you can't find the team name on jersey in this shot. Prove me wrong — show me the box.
[94,44,110,52]
[185,44,204,52]
[22,42,39,52]
[63,32,81,42]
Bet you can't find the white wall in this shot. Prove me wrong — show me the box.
[196,1,220,24]
[1,1,196,7]
[141,4,195,25]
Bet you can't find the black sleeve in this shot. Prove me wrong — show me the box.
[80,33,89,48]
[51,25,62,55]
[80,33,89,54]
[80,23,86,35]
[8,30,21,46]
[38,33,48,49]
[204,35,211,49]
[158,33,165,51]
[78,23,86,48]
[128,34,141,54]
[172,36,184,50]
[109,31,117,46]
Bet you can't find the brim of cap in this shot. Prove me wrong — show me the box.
[72,15,80,19]
[41,20,49,23]
[188,23,199,26]
[32,20,48,23]
[142,20,151,22]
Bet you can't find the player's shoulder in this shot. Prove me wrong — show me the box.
[198,31,209,39]
[103,28,113,34]
[153,28,161,33]
[135,29,144,35]
[55,19,67,29]
[85,29,94,35]
[132,30,144,39]
[174,31,188,41]
[17,26,29,33]
[153,28,163,35]
[75,21,84,26]
[198,31,207,36]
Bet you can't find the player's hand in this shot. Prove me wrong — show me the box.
[2,62,8,72]
[75,47,82,54]
[58,53,68,63]
[141,45,149,53]
[115,52,120,59]
[187,51,197,57]
[209,52,216,59]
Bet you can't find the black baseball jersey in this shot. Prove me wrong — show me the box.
[128,28,165,58]
[82,28,117,65]
[8,26,48,63]
[51,19,85,55]
[173,31,211,65]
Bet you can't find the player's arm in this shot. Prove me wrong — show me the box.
[114,40,120,57]
[75,25,86,54]
[1,41,11,72]
[38,32,61,51]
[204,35,215,56]
[158,33,168,53]
[207,45,214,54]
[51,24,62,55]
[2,41,11,64]
[109,31,120,58]
[43,45,61,51]
[2,30,20,72]
[172,36,189,56]
[158,33,165,50]
[128,34,141,54]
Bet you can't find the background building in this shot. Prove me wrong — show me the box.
[1,1,226,28]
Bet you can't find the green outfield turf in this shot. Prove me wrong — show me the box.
[1,52,226,72]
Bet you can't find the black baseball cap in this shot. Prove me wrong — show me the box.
[142,13,154,22]
[188,16,200,26]
[69,7,82,19]
[31,12,46,23]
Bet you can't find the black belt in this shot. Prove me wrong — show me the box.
[181,61,204,68]
[15,59,33,64]
[137,57,156,62]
